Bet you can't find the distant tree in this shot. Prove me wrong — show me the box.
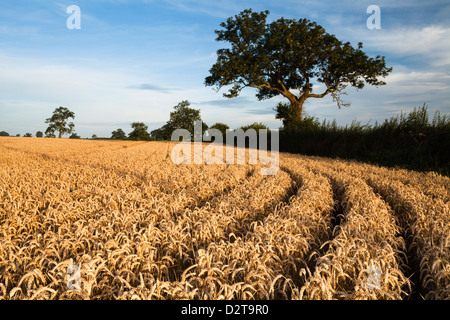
[36,131,43,138]
[153,100,208,141]
[69,133,81,139]
[150,123,174,141]
[168,100,204,134]
[111,128,127,140]
[16,134,20,137]
[128,122,152,141]
[45,130,56,138]
[45,106,75,138]
[205,9,392,123]
[92,134,98,139]
[240,122,269,131]
[24,133,33,137]
[0,131,9,136]
[150,127,165,141]
[209,122,230,136]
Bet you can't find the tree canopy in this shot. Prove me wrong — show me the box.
[240,122,270,132]
[45,106,75,138]
[151,100,208,140]
[111,128,127,140]
[205,9,392,123]
[128,122,152,141]
[209,122,230,136]
[168,100,206,134]
[69,133,81,139]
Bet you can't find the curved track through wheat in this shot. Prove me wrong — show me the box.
[0,137,448,300]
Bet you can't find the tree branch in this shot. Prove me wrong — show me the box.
[308,80,350,108]
[308,79,339,98]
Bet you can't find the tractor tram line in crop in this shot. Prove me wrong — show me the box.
[0,137,448,300]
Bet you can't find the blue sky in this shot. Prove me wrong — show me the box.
[0,0,449,137]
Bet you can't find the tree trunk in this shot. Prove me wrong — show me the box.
[289,95,307,122]
[280,89,308,122]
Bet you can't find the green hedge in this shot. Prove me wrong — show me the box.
[279,104,450,176]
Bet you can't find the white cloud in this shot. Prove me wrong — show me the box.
[0,54,213,136]
[305,65,450,126]
[0,52,260,136]
[363,25,450,67]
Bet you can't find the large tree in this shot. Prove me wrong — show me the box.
[45,106,75,138]
[205,9,392,122]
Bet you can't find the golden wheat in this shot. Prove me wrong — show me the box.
[0,137,448,300]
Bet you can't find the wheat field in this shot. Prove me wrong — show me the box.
[0,137,449,300]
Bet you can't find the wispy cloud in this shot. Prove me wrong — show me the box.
[128,83,176,93]
[245,107,278,115]
[195,96,255,107]
[361,26,450,67]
